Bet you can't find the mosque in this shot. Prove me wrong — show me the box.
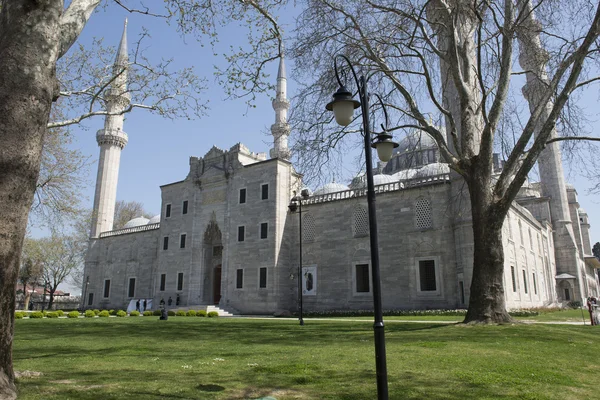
[83,23,600,314]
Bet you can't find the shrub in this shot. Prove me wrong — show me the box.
[109,309,117,316]
[67,311,80,318]
[98,311,110,317]
[46,312,59,318]
[116,310,127,317]
[176,310,186,317]
[56,310,65,317]
[93,309,100,315]
[15,312,25,319]
[207,311,219,318]
[143,311,153,316]
[186,310,197,317]
[197,310,207,317]
[153,310,162,316]
[130,310,140,317]
[167,310,176,316]
[30,311,44,319]
[85,310,96,318]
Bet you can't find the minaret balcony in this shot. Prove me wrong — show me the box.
[96,128,129,148]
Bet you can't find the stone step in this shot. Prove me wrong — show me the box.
[169,304,236,316]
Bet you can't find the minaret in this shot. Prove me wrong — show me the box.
[516,3,583,299]
[90,20,130,237]
[270,54,291,160]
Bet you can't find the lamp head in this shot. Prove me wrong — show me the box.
[371,132,399,162]
[325,86,361,126]
[288,198,298,213]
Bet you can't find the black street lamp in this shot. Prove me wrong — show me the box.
[288,188,311,326]
[326,55,398,400]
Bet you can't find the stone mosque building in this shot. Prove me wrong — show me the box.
[83,22,600,314]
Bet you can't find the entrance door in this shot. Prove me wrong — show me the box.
[213,266,222,304]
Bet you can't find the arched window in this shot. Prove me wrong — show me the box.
[353,205,369,238]
[415,197,432,229]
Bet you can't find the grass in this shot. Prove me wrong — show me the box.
[13,317,599,399]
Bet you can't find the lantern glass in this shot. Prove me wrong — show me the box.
[332,100,355,126]
[375,141,395,162]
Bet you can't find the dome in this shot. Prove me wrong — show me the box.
[350,173,397,189]
[123,217,150,229]
[313,181,350,196]
[415,163,450,177]
[147,215,160,224]
[392,168,419,180]
[395,130,438,155]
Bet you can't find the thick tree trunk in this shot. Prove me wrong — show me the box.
[464,174,512,324]
[0,1,63,398]
[48,288,56,310]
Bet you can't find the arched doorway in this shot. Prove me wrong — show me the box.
[203,218,223,305]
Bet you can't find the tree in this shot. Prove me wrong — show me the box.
[17,249,43,310]
[0,2,206,397]
[278,0,600,324]
[113,200,152,230]
[593,242,600,261]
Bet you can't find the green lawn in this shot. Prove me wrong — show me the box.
[13,317,599,399]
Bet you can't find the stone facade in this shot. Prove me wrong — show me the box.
[82,30,599,314]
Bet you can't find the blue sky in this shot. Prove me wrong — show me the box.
[53,4,599,295]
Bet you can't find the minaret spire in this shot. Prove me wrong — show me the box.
[270,50,291,160]
[90,20,130,237]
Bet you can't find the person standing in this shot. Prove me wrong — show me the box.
[135,299,140,312]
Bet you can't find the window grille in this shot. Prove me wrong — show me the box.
[353,206,369,237]
[303,213,315,242]
[415,198,432,229]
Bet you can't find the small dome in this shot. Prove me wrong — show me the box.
[123,217,150,229]
[314,181,350,196]
[392,168,419,180]
[350,173,397,189]
[147,215,160,224]
[416,163,450,177]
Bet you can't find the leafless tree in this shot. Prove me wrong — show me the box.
[287,0,600,324]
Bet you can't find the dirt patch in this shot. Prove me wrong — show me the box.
[50,379,75,384]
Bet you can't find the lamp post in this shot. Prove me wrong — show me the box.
[325,55,398,400]
[288,188,310,326]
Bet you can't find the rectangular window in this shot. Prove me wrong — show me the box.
[128,278,136,298]
[160,274,166,291]
[88,293,94,306]
[259,267,267,288]
[522,270,528,294]
[177,272,184,291]
[103,280,111,298]
[356,264,370,293]
[163,236,169,250]
[511,266,517,292]
[419,260,437,291]
[182,200,188,215]
[165,203,171,218]
[459,281,465,304]
[261,183,269,200]
[260,222,268,239]
[236,269,244,289]
[532,273,537,295]
[238,226,245,242]
[239,188,246,204]
[180,233,186,249]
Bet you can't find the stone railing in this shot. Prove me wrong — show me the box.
[99,223,160,238]
[304,174,450,205]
